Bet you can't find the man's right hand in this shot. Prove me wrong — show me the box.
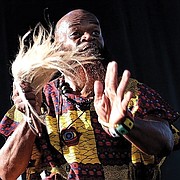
[12,82,40,113]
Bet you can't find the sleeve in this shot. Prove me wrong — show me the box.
[0,105,21,137]
[133,81,179,123]
[126,78,180,152]
[126,80,180,179]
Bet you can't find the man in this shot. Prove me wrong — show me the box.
[0,9,179,180]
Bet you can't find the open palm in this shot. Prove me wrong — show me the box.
[94,61,132,128]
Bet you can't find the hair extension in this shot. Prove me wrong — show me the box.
[11,23,98,127]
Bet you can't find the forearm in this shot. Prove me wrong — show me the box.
[0,119,36,180]
[125,117,174,156]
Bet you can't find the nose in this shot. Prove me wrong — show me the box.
[81,32,93,41]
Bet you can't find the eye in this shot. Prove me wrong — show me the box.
[92,30,100,37]
[69,31,82,39]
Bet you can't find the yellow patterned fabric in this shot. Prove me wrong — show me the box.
[0,76,179,179]
[171,124,180,152]
[45,115,62,153]
[6,105,23,122]
[46,110,100,164]
[126,78,139,115]
[131,145,155,165]
[126,78,156,166]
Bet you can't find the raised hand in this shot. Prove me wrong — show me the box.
[94,61,132,128]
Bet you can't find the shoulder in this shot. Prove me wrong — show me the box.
[123,77,180,123]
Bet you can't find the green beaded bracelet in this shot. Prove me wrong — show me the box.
[99,115,134,137]
[115,117,134,135]
[115,123,129,135]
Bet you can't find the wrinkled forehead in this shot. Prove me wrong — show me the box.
[55,9,100,33]
[64,10,100,25]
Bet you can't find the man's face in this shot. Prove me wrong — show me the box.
[55,10,106,95]
[55,10,104,56]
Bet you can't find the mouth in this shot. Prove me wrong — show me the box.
[77,43,100,53]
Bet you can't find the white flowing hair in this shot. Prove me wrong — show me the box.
[11,23,98,129]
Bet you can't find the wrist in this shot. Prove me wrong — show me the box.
[109,116,134,137]
[98,110,134,137]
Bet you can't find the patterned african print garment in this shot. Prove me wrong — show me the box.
[0,76,179,180]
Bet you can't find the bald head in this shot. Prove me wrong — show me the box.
[54,9,104,52]
[55,9,100,37]
[56,9,99,29]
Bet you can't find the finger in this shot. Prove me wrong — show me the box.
[13,81,33,96]
[20,82,33,93]
[13,96,23,105]
[117,70,131,100]
[24,92,36,101]
[95,94,110,123]
[12,89,19,101]
[105,61,118,95]
[15,101,26,113]
[13,88,36,110]
[94,80,104,101]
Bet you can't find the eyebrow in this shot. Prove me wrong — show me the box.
[69,23,80,28]
[68,21,99,28]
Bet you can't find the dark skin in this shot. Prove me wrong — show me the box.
[0,83,37,180]
[0,9,174,179]
[55,9,174,154]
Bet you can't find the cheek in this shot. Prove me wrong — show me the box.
[64,38,78,50]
